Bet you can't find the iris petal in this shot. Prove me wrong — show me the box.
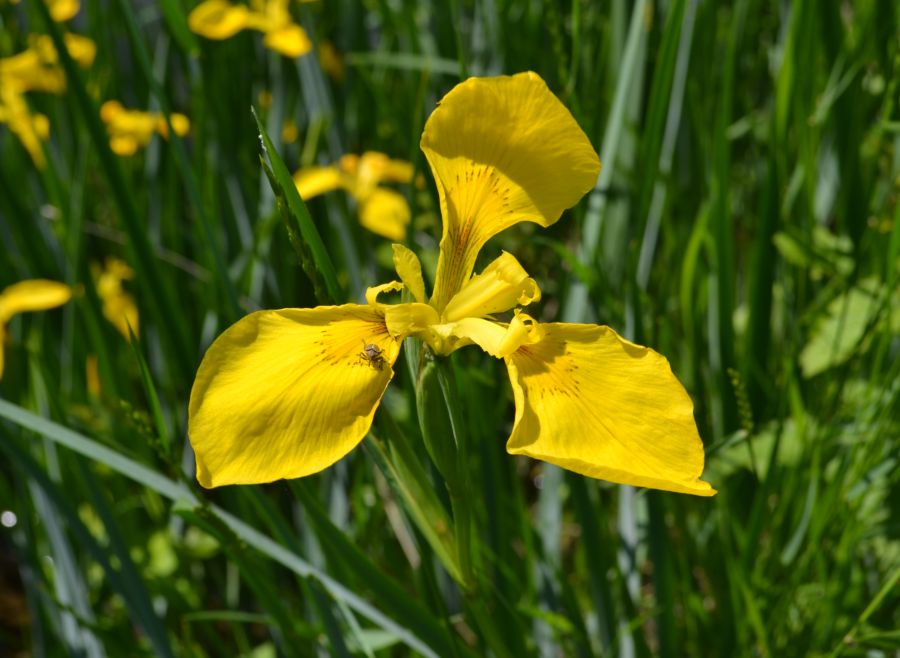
[0,280,72,323]
[359,188,410,241]
[391,244,426,303]
[421,72,600,309]
[504,323,716,496]
[188,306,400,487]
[442,251,540,322]
[293,166,345,200]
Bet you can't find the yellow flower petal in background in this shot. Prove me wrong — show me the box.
[318,40,345,81]
[281,118,299,143]
[93,258,138,338]
[188,0,250,39]
[100,101,190,156]
[0,279,71,380]
[442,251,540,323]
[0,280,72,322]
[359,188,410,241]
[48,0,80,22]
[293,166,345,199]
[0,34,94,167]
[190,0,311,57]
[295,153,415,240]
[262,23,312,58]
[188,306,401,487]
[0,87,50,167]
[355,151,414,189]
[421,72,600,309]
[504,323,715,496]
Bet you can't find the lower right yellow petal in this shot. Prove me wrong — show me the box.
[188,305,400,488]
[505,323,715,496]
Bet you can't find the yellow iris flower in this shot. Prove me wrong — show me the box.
[2,0,79,22]
[0,33,96,168]
[188,72,715,496]
[92,258,139,338]
[99,101,190,156]
[0,280,71,380]
[294,152,415,241]
[188,0,312,58]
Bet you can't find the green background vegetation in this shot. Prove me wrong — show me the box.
[1,0,898,656]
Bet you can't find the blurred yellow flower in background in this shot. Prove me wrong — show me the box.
[2,0,79,22]
[99,101,190,156]
[92,258,138,338]
[294,152,415,241]
[47,0,80,21]
[189,0,312,58]
[189,72,715,497]
[0,33,95,167]
[0,280,71,379]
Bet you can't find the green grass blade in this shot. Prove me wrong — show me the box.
[254,108,343,303]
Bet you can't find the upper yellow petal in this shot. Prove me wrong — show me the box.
[188,305,401,487]
[504,323,716,496]
[0,279,71,323]
[421,72,600,310]
[188,0,250,39]
[359,188,410,241]
[441,251,540,323]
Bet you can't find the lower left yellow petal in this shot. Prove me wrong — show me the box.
[188,305,400,487]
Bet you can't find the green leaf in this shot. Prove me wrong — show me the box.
[253,108,343,304]
[800,280,883,377]
[0,399,442,658]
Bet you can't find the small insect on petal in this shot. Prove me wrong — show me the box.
[359,343,386,370]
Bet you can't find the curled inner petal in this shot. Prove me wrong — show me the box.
[365,281,404,307]
[392,244,427,303]
[439,312,543,358]
[442,251,540,323]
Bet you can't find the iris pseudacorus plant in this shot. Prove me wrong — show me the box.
[188,0,312,58]
[0,33,96,168]
[0,280,71,379]
[294,152,417,241]
[189,72,716,496]
[92,257,139,337]
[99,101,190,157]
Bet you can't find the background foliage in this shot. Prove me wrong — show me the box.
[1,0,898,656]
